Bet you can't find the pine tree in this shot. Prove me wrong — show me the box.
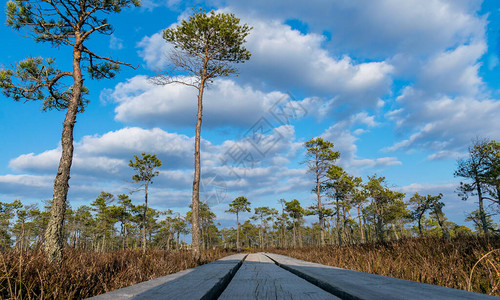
[153,10,251,260]
[0,0,140,262]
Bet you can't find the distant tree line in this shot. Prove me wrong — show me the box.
[0,138,497,251]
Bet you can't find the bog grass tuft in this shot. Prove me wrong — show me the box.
[0,248,234,299]
[269,235,500,296]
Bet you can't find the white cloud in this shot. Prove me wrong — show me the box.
[351,157,402,168]
[102,75,319,128]
[78,127,193,160]
[214,0,485,58]
[135,15,394,115]
[10,149,61,174]
[0,174,53,199]
[0,174,52,188]
[417,43,486,96]
[321,112,401,172]
[10,127,195,178]
[5,124,310,207]
[109,34,124,50]
[238,17,394,106]
[386,91,500,157]
[137,31,173,70]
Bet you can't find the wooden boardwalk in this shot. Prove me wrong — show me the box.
[89,252,498,300]
[219,253,338,299]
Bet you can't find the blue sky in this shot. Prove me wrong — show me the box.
[1,0,499,228]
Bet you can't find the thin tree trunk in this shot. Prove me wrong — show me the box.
[346,208,353,245]
[377,215,384,241]
[191,79,206,261]
[282,213,286,248]
[236,212,240,252]
[298,221,303,247]
[392,223,399,240]
[208,223,212,249]
[418,215,423,237]
[101,234,106,252]
[476,177,489,234]
[316,156,325,246]
[125,224,128,249]
[336,197,342,245]
[435,213,450,240]
[142,182,149,253]
[260,217,263,248]
[44,41,82,263]
[376,202,384,242]
[121,223,126,250]
[271,217,275,247]
[357,204,364,243]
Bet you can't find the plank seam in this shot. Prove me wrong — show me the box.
[264,253,362,300]
[203,254,247,300]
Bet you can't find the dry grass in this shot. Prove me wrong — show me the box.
[0,248,235,299]
[2,236,500,298]
[269,235,500,296]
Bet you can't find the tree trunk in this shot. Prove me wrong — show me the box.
[357,204,364,243]
[391,223,399,240]
[271,218,275,247]
[282,213,286,248]
[298,222,303,247]
[236,211,240,252]
[476,177,489,234]
[101,234,106,252]
[121,223,126,250]
[44,41,83,263]
[336,197,342,245]
[259,217,263,248]
[142,182,149,253]
[124,225,128,249]
[191,80,205,262]
[417,214,423,237]
[316,156,325,246]
[435,213,450,240]
[375,202,384,242]
[207,224,210,249]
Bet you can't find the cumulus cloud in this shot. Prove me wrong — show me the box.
[6,124,311,207]
[0,174,53,199]
[386,90,500,157]
[382,30,494,159]
[10,127,196,176]
[130,1,490,163]
[135,15,394,116]
[211,0,485,58]
[237,18,393,100]
[137,31,173,70]
[417,43,486,96]
[320,112,401,172]
[102,76,294,128]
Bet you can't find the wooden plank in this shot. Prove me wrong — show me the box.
[87,253,246,300]
[265,253,498,300]
[219,253,339,300]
